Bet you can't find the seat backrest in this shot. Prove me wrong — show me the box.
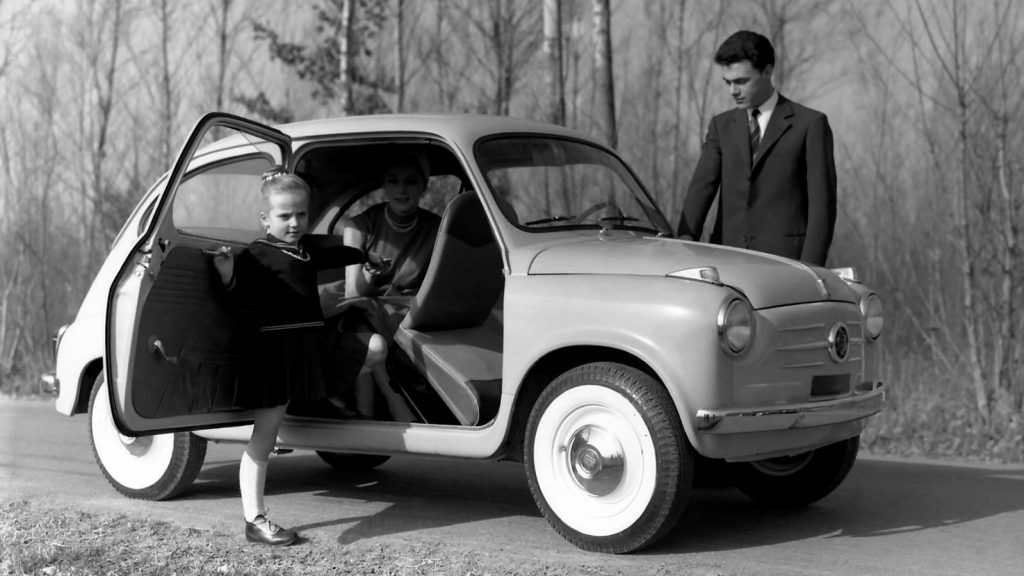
[403,193,503,331]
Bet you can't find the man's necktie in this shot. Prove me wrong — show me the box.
[749,108,761,158]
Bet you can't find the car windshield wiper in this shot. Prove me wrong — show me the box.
[525,215,574,226]
[599,215,639,225]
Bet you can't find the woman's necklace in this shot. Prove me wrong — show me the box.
[385,207,419,233]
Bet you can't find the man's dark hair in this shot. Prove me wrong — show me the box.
[714,30,775,71]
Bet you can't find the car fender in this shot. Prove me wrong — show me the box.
[503,273,739,443]
[54,311,106,416]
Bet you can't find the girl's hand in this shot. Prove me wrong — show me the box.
[204,246,234,286]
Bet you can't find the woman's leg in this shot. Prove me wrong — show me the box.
[361,333,414,422]
[354,334,388,417]
[371,362,415,422]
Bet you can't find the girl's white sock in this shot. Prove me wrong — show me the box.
[239,451,267,522]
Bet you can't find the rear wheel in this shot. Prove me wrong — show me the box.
[88,373,206,500]
[315,451,391,471]
[524,362,692,554]
[733,436,860,507]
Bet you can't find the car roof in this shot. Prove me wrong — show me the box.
[202,113,591,156]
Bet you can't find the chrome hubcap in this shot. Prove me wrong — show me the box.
[566,425,624,497]
[119,432,153,456]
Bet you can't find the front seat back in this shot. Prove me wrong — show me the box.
[403,193,503,331]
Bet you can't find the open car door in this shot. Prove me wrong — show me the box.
[105,113,291,434]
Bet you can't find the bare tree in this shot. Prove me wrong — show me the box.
[453,0,541,115]
[543,0,565,125]
[749,0,841,99]
[852,0,1024,424]
[75,0,127,266]
[393,0,405,112]
[339,0,354,114]
[592,0,616,147]
[154,0,177,163]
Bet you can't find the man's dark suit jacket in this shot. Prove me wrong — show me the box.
[677,95,837,266]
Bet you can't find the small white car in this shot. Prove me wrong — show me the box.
[41,112,886,553]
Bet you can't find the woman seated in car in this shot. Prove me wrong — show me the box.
[327,148,441,421]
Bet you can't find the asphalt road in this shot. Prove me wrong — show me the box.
[3,397,1024,575]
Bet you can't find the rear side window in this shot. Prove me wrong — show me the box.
[172,155,273,238]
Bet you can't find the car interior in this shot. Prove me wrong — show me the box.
[132,139,506,429]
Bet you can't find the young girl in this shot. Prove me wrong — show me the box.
[209,167,363,546]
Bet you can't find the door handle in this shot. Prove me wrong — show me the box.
[149,336,179,364]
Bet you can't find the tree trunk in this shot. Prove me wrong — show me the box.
[945,8,988,421]
[395,0,405,112]
[214,0,232,111]
[339,0,354,115]
[542,0,565,125]
[89,0,124,265]
[994,122,1017,398]
[157,0,174,164]
[592,0,616,148]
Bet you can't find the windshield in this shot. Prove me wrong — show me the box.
[475,136,672,235]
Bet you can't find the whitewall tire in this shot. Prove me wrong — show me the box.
[524,362,692,553]
[88,373,206,500]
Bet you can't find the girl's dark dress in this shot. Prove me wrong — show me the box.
[230,235,363,408]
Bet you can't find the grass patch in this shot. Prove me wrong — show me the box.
[0,500,651,576]
[860,354,1024,463]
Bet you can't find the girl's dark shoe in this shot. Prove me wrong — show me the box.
[245,514,298,546]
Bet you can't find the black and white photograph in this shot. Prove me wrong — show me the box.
[1,1,1023,574]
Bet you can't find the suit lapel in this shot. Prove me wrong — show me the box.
[752,95,793,171]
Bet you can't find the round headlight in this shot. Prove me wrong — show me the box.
[718,299,754,355]
[861,293,884,340]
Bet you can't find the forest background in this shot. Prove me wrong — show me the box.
[0,0,1022,462]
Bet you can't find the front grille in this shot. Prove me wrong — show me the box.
[775,315,863,369]
[732,302,864,407]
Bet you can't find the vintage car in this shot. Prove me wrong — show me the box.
[41,112,886,553]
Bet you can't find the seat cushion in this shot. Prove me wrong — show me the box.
[394,314,502,426]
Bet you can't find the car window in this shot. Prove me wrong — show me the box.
[295,142,467,235]
[172,155,273,239]
[475,137,672,235]
[345,173,462,219]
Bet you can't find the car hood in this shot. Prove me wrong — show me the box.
[526,233,857,308]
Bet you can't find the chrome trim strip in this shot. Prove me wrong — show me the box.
[777,342,827,351]
[695,382,886,433]
[780,323,825,332]
[782,361,826,369]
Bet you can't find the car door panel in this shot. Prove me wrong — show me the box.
[106,113,290,434]
[131,241,247,419]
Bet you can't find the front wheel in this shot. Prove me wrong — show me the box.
[733,436,860,507]
[88,373,207,500]
[525,362,692,554]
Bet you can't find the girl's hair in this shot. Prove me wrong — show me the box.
[382,148,430,181]
[260,166,311,201]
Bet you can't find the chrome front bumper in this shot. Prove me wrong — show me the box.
[695,381,886,434]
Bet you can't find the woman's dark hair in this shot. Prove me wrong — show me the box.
[382,148,430,181]
[714,30,775,71]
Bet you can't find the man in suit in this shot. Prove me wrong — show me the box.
[677,30,837,266]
